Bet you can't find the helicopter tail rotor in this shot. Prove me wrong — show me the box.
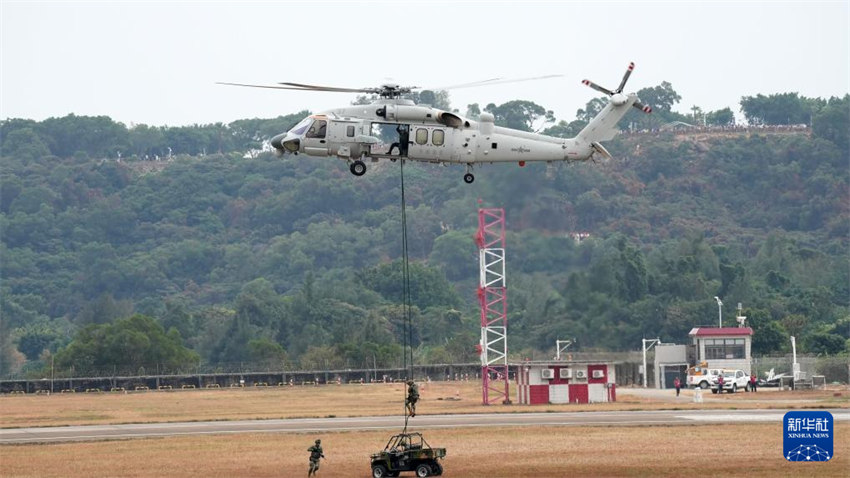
[581,62,651,114]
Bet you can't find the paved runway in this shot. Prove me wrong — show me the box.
[3,409,848,444]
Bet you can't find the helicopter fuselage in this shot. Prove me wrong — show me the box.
[231,62,648,182]
[273,98,593,167]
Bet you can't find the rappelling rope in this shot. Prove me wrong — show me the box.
[399,159,414,432]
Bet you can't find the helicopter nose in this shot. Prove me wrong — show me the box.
[271,132,301,153]
[270,133,287,150]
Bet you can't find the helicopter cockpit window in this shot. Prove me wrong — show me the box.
[415,128,428,145]
[432,129,445,146]
[306,119,327,139]
[288,117,312,135]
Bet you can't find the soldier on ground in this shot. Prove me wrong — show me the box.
[307,439,324,476]
[406,380,419,417]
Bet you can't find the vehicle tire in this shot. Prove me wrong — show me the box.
[463,173,474,184]
[372,464,388,478]
[699,381,709,389]
[745,383,750,392]
[387,472,399,478]
[350,160,367,176]
[711,389,718,394]
[415,463,431,477]
[431,461,443,476]
[731,384,737,394]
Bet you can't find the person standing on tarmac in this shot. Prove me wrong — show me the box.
[673,376,681,397]
[406,380,419,417]
[307,439,324,477]
[750,374,758,392]
[716,373,725,394]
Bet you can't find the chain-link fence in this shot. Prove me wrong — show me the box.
[753,354,849,384]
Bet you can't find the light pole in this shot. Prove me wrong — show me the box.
[555,339,574,361]
[642,338,661,388]
[713,296,723,327]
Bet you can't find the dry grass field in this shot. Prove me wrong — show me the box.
[2,381,848,428]
[2,423,848,478]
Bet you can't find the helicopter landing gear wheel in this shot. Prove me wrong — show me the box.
[463,173,474,184]
[350,160,367,176]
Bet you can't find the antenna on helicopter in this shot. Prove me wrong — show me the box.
[582,62,652,113]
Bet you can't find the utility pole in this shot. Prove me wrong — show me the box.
[642,338,661,388]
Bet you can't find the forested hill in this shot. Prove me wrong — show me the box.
[1,93,848,377]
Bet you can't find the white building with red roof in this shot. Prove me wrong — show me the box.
[689,327,754,374]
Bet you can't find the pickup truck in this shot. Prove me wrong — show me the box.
[687,367,721,389]
[711,369,750,393]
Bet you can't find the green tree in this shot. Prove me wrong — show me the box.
[55,314,198,373]
[739,93,818,125]
[358,260,461,310]
[812,95,849,152]
[805,332,846,355]
[484,100,555,132]
[1,128,51,162]
[705,107,735,126]
[428,230,477,281]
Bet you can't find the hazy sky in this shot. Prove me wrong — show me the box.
[2,1,848,127]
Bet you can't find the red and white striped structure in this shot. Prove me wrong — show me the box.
[475,208,510,405]
[516,363,616,404]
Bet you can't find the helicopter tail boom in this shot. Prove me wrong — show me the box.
[575,94,637,145]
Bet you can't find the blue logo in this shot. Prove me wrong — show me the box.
[783,411,833,462]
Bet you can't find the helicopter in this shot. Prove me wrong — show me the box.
[219,63,651,183]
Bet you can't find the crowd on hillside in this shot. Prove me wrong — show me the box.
[624,123,810,136]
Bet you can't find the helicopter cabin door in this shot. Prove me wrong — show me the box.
[369,123,410,157]
[407,126,451,162]
[302,117,329,156]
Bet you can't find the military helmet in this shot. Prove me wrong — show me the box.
[407,380,414,385]
[315,439,321,444]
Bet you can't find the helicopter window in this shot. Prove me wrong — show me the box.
[346,125,355,137]
[288,117,312,135]
[432,129,445,146]
[415,128,428,145]
[306,119,327,139]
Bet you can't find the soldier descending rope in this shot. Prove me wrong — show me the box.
[307,439,324,476]
[405,380,419,418]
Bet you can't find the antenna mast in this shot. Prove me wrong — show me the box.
[476,207,510,405]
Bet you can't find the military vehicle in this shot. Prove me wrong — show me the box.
[370,432,446,477]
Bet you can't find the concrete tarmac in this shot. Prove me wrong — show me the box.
[2,409,848,444]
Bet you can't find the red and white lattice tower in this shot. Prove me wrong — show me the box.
[475,208,510,405]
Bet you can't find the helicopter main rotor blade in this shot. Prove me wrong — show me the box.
[277,82,375,93]
[217,82,338,91]
[581,79,614,96]
[430,74,564,91]
[616,62,635,93]
[427,78,504,90]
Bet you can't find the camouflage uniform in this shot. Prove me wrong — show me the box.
[405,381,419,417]
[307,439,324,476]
